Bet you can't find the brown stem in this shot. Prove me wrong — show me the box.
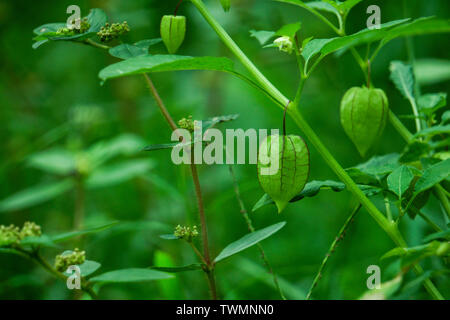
[143,72,217,299]
[143,74,178,131]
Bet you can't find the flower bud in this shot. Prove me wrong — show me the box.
[55,248,86,272]
[160,15,186,54]
[340,86,389,157]
[174,225,198,242]
[273,36,293,54]
[257,134,310,213]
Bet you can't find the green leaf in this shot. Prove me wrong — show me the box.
[20,235,56,248]
[381,17,450,45]
[418,93,447,115]
[87,133,147,168]
[276,22,302,38]
[423,230,450,243]
[143,114,238,152]
[389,61,416,103]
[414,159,450,194]
[0,179,74,213]
[252,180,380,212]
[387,166,415,199]
[399,141,430,163]
[159,234,179,240]
[415,59,450,85]
[354,153,401,176]
[214,222,286,263]
[301,19,409,71]
[50,221,119,243]
[381,241,442,268]
[100,55,236,82]
[359,275,402,300]
[33,9,108,47]
[64,260,101,278]
[152,251,184,299]
[90,268,173,284]
[250,30,276,45]
[149,264,202,273]
[27,149,77,175]
[86,159,154,189]
[109,39,162,60]
[413,125,450,139]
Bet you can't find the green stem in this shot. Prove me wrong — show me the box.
[189,0,444,299]
[29,250,98,299]
[306,204,361,300]
[84,39,110,50]
[434,185,450,220]
[190,0,288,108]
[143,73,217,299]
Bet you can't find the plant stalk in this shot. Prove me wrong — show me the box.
[143,72,217,299]
[189,0,444,299]
[306,204,361,300]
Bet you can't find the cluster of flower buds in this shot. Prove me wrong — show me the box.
[54,248,86,272]
[56,17,90,36]
[97,21,130,42]
[0,222,42,247]
[273,36,293,54]
[174,225,199,242]
[178,115,195,132]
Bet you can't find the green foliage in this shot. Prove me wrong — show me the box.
[214,222,286,263]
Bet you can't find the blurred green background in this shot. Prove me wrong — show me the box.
[0,0,448,299]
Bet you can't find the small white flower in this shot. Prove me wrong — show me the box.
[273,36,293,54]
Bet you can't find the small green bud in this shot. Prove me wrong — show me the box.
[0,224,21,247]
[220,0,231,12]
[174,225,199,242]
[54,248,86,272]
[273,36,293,54]
[178,116,195,132]
[160,15,186,54]
[340,86,389,157]
[20,222,42,238]
[97,21,130,42]
[257,135,310,213]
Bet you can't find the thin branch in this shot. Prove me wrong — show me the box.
[228,165,286,300]
[306,204,361,300]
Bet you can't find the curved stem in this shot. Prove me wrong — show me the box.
[27,250,98,299]
[189,0,444,299]
[143,72,217,299]
[306,204,361,300]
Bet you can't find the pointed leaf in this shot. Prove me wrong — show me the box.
[50,221,119,243]
[387,166,415,199]
[100,55,236,82]
[214,222,286,263]
[149,264,202,273]
[86,159,154,189]
[414,159,450,194]
[0,180,74,213]
[90,268,173,284]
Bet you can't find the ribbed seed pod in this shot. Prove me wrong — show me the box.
[160,15,186,54]
[340,86,389,157]
[257,135,310,213]
[220,0,231,12]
